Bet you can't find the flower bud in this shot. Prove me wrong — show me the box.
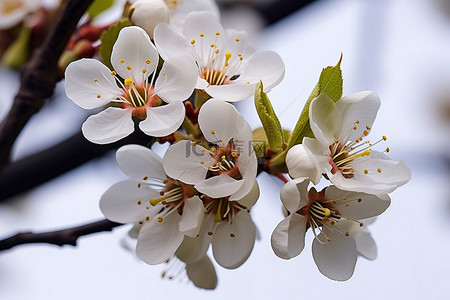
[128,0,170,39]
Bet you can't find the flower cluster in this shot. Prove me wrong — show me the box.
[63,0,410,289]
[271,91,411,280]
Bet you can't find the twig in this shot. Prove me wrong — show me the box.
[0,0,94,165]
[0,219,124,251]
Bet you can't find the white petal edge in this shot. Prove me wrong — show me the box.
[81,107,134,144]
[65,59,120,109]
[139,101,185,137]
[212,210,256,269]
[195,173,244,198]
[271,213,308,259]
[115,144,166,181]
[179,196,205,237]
[185,255,218,290]
[280,177,310,213]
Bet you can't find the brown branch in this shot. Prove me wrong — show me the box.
[0,219,124,251]
[0,0,94,165]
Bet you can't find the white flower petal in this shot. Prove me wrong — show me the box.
[312,227,357,281]
[271,213,308,259]
[179,196,205,237]
[234,180,259,209]
[237,51,285,91]
[65,59,120,109]
[136,211,184,264]
[163,140,210,184]
[195,173,244,198]
[204,83,256,102]
[353,226,377,260]
[309,93,339,146]
[331,156,411,194]
[82,107,134,144]
[336,91,380,142]
[154,55,197,103]
[325,186,391,220]
[280,178,310,213]
[139,101,185,137]
[154,22,192,61]
[111,26,159,83]
[185,255,218,290]
[183,12,225,65]
[212,211,256,269]
[100,180,160,223]
[286,144,322,184]
[176,214,214,263]
[115,144,166,181]
[170,0,220,32]
[198,99,244,144]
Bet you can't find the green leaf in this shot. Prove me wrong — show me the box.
[287,55,343,148]
[99,18,131,70]
[1,25,30,69]
[87,0,115,19]
[254,82,285,154]
[318,53,343,102]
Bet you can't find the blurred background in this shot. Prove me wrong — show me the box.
[1,0,450,298]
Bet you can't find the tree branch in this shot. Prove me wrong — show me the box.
[0,219,124,251]
[0,129,155,202]
[0,0,94,165]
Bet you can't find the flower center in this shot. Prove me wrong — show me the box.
[165,0,181,12]
[298,187,364,243]
[328,120,389,178]
[190,32,245,87]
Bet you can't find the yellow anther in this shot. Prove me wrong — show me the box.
[143,176,148,180]
[97,94,101,98]
[364,170,368,174]
[377,168,382,173]
[363,130,369,136]
[145,216,150,221]
[201,149,206,153]
[127,66,132,70]
[142,69,147,73]
[345,232,349,236]
[191,141,196,146]
[163,72,166,76]
[342,197,347,200]
[353,126,357,130]
[224,52,232,67]
[207,231,213,236]
[327,238,332,242]
[333,199,337,204]
[358,198,362,202]
[359,222,364,227]
[208,166,212,170]
[210,44,215,48]
[231,152,237,157]
[137,200,142,205]
[158,217,163,223]
[146,60,151,64]
[215,49,219,54]
[382,136,387,141]
[366,125,371,130]
[211,130,215,134]
[124,78,133,86]
[216,32,220,35]
[386,147,390,153]
[356,120,360,124]
[230,233,235,237]
[322,208,331,217]
[94,78,98,82]
[200,160,204,164]
[210,147,216,153]
[111,71,116,76]
[120,59,125,63]
[246,81,250,84]
[235,38,240,42]
[221,155,226,160]
[191,40,195,45]
[200,33,205,37]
